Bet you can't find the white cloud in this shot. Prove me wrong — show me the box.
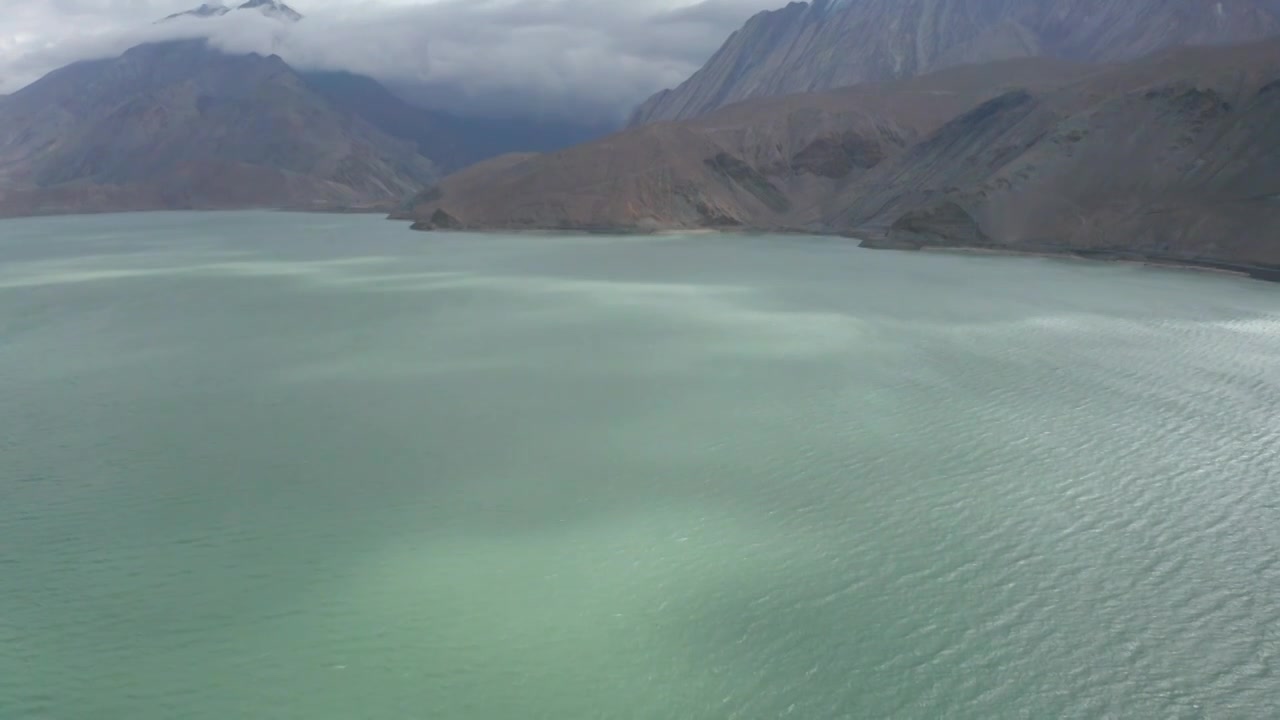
[0,0,781,120]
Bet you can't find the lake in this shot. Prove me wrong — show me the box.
[1,211,1278,719]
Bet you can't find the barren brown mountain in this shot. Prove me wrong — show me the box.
[0,41,437,217]
[405,38,1280,274]
[630,0,1280,126]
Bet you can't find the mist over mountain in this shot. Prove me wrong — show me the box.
[0,0,774,125]
[0,30,624,218]
[299,71,613,171]
[161,1,303,23]
[162,3,233,21]
[0,0,635,217]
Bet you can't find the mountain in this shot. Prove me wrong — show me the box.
[837,40,1280,272]
[0,24,611,216]
[630,0,1280,125]
[404,38,1280,275]
[162,1,302,22]
[0,41,435,217]
[397,57,1091,231]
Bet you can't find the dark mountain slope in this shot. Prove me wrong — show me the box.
[0,41,437,216]
[838,40,1280,269]
[630,0,1280,125]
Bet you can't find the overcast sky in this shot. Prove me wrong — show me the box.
[0,0,781,120]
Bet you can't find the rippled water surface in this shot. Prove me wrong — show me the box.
[2,212,1278,719]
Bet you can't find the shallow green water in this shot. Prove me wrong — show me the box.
[1,211,1278,719]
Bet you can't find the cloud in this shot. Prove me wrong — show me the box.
[0,0,781,121]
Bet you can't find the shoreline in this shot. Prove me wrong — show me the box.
[851,232,1280,283]
[912,246,1255,280]
[879,243,1280,283]
[405,219,1280,284]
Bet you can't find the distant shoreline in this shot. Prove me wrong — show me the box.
[854,236,1280,283]
[401,218,1280,284]
[2,207,1275,284]
[918,246,1258,279]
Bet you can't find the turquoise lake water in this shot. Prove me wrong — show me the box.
[1,212,1278,719]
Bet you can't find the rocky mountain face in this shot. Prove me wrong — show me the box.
[0,41,436,216]
[406,38,1280,273]
[398,58,1090,231]
[842,40,1280,271]
[630,0,1280,125]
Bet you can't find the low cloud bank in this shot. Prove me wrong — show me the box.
[0,0,780,122]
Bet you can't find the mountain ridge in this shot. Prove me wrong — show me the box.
[630,0,1280,126]
[0,40,435,217]
[0,28,612,218]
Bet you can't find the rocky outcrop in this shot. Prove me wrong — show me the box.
[629,0,1280,125]
[410,209,463,231]
[888,202,988,248]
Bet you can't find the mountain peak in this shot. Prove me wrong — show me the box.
[235,0,304,22]
[160,0,302,23]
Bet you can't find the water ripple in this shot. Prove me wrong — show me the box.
[2,220,1279,718]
